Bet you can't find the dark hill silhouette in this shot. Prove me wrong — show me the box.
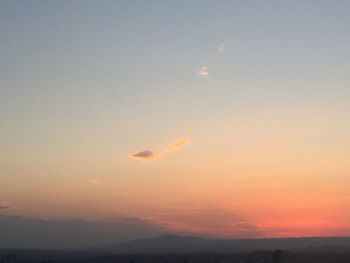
[0,214,167,249]
[104,234,350,254]
[1,214,350,253]
[104,234,208,253]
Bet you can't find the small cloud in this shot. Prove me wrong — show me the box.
[197,67,209,77]
[89,179,99,185]
[218,42,226,54]
[129,138,189,161]
[0,200,9,209]
[129,150,159,161]
[165,138,189,153]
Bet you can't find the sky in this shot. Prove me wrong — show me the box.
[1,0,350,239]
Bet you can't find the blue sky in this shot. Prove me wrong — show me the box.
[1,0,350,237]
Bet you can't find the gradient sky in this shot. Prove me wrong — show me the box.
[1,0,350,238]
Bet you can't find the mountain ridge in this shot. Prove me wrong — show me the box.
[104,234,350,254]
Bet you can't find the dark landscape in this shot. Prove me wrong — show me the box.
[2,234,350,263]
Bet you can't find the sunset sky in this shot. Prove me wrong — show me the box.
[1,0,350,239]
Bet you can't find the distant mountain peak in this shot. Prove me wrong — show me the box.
[157,234,204,240]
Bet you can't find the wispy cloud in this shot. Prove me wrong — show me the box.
[89,179,99,185]
[218,42,226,54]
[0,200,9,209]
[129,138,189,161]
[164,137,189,153]
[197,67,209,77]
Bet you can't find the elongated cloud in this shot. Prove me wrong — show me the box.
[164,137,189,153]
[197,67,209,77]
[129,138,189,161]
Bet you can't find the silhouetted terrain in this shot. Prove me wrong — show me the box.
[0,215,168,249]
[2,214,350,253]
[2,249,350,263]
[1,234,350,262]
[1,216,350,262]
[105,234,350,254]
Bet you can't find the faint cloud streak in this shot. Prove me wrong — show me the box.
[129,138,189,161]
[218,42,226,54]
[164,137,189,153]
[197,67,209,77]
[89,179,99,185]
